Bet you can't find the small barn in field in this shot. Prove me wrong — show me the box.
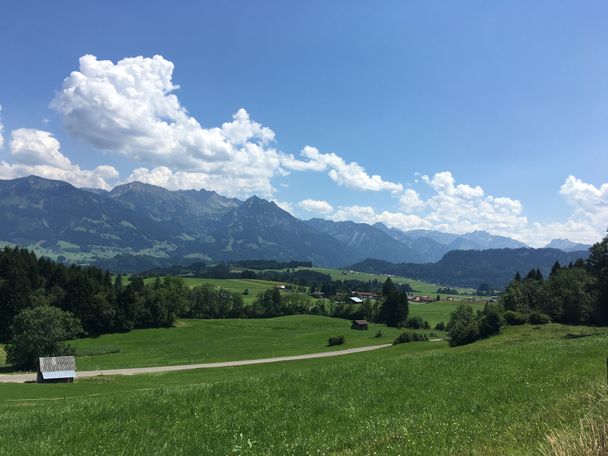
[351,320,369,330]
[37,356,76,383]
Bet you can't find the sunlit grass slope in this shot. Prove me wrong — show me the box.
[1,325,606,455]
[69,315,404,370]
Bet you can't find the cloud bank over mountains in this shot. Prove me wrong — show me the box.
[0,54,605,246]
[0,128,118,189]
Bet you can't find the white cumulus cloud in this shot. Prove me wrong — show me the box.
[298,199,334,214]
[0,129,119,189]
[50,55,402,198]
[329,204,431,231]
[10,129,72,169]
[399,188,424,212]
[419,171,527,236]
[282,146,403,193]
[560,175,608,217]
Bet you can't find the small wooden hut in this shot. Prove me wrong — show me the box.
[351,320,369,330]
[37,356,76,383]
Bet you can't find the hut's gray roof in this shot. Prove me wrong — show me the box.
[38,356,76,379]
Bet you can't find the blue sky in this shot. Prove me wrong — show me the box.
[0,1,606,245]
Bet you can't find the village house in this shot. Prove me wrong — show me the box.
[411,295,435,303]
[353,291,378,300]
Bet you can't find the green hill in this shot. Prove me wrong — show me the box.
[0,324,606,454]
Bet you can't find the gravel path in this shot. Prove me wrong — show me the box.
[0,343,392,384]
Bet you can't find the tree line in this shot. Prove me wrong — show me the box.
[445,231,608,346]
[499,236,608,326]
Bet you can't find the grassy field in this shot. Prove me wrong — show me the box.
[141,277,282,304]
[0,324,606,454]
[0,300,484,371]
[144,268,473,296]
[0,340,444,408]
[409,300,485,326]
[63,316,405,371]
[280,266,476,296]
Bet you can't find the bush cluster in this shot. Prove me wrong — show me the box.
[503,310,528,325]
[403,316,431,330]
[393,331,429,345]
[434,321,446,331]
[529,311,551,325]
[447,302,504,347]
[328,335,345,346]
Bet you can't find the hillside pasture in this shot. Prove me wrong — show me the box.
[68,315,405,371]
[141,277,283,303]
[0,324,606,454]
[273,266,476,296]
[409,300,486,326]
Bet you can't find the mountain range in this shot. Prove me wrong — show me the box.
[0,176,591,272]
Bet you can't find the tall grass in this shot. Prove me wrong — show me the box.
[541,382,608,456]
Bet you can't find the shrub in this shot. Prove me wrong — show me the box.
[478,303,504,338]
[434,321,446,331]
[447,305,480,347]
[327,335,345,346]
[504,310,528,325]
[393,331,429,345]
[529,311,551,325]
[404,315,430,330]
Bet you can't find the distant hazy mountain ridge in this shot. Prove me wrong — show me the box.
[349,248,589,288]
[544,238,592,252]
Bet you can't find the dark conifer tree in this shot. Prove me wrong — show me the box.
[550,261,561,277]
[382,277,396,297]
[514,272,522,281]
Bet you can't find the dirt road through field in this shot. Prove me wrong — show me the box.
[0,343,392,383]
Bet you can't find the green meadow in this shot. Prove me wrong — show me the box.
[141,277,282,303]
[144,266,477,298]
[68,316,404,370]
[0,301,487,372]
[0,324,606,455]
[409,300,485,325]
[275,266,477,296]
